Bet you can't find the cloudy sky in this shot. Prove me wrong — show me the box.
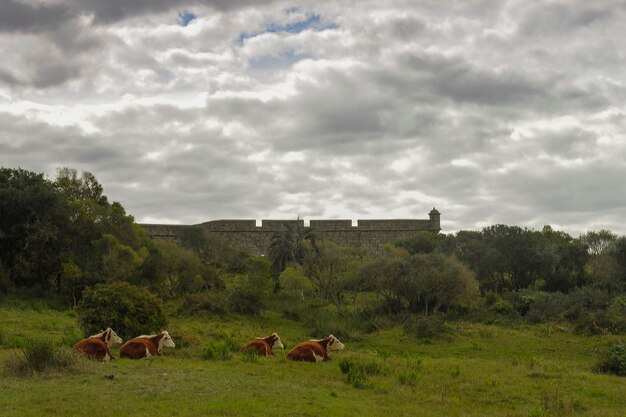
[1,0,625,235]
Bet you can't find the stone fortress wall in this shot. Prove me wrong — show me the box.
[141,208,441,255]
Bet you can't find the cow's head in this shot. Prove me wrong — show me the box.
[105,328,123,346]
[268,333,284,350]
[326,335,345,351]
[159,331,176,349]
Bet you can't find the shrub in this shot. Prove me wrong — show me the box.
[593,340,626,376]
[302,309,360,341]
[76,282,167,339]
[403,315,450,339]
[489,300,516,316]
[4,337,82,376]
[181,291,227,315]
[228,286,266,315]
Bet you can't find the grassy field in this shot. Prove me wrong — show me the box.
[0,300,624,417]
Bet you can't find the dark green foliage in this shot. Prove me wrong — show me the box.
[178,226,245,288]
[0,168,68,291]
[370,253,479,316]
[227,257,273,315]
[268,221,316,290]
[403,315,450,339]
[593,340,626,376]
[181,291,228,315]
[76,282,167,339]
[395,231,438,254]
[442,225,588,294]
[0,167,154,305]
[489,300,516,316]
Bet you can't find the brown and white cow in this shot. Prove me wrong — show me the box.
[72,328,123,361]
[241,333,284,357]
[119,331,176,359]
[286,335,345,362]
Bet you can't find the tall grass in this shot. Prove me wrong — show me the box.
[4,337,84,376]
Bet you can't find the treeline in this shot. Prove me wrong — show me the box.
[1,167,624,335]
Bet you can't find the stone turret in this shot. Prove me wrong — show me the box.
[429,207,441,230]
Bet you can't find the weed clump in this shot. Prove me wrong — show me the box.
[338,357,385,389]
[201,336,238,361]
[396,357,423,386]
[4,337,85,376]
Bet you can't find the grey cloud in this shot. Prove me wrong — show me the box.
[0,0,73,33]
[518,2,617,37]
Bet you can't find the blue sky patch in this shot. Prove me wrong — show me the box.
[238,13,338,44]
[178,11,197,27]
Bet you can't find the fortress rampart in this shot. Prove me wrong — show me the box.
[141,208,441,255]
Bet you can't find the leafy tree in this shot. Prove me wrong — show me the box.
[0,168,68,291]
[93,234,147,282]
[227,257,273,315]
[178,226,245,290]
[152,239,204,298]
[302,240,362,307]
[395,231,438,254]
[393,253,478,315]
[578,230,618,256]
[268,221,316,291]
[541,226,588,292]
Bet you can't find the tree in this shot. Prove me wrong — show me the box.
[381,253,479,316]
[302,240,362,307]
[268,221,316,291]
[0,168,68,291]
[152,239,204,298]
[395,231,438,254]
[178,226,244,290]
[578,230,618,256]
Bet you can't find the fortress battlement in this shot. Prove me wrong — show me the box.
[141,208,441,255]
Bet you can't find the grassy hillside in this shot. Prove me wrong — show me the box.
[0,300,623,417]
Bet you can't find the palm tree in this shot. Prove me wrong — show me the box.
[268,220,316,291]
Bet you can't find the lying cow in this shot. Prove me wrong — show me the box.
[287,335,345,362]
[73,328,123,361]
[119,331,176,359]
[241,333,284,357]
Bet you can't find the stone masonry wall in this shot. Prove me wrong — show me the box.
[141,210,441,255]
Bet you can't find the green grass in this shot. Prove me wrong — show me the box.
[0,304,623,417]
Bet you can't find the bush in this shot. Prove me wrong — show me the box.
[76,282,167,339]
[181,291,227,315]
[228,286,266,315]
[4,337,82,376]
[593,340,626,376]
[403,315,450,339]
[302,308,360,341]
[489,300,516,316]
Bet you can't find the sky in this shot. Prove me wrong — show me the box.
[1,0,625,236]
